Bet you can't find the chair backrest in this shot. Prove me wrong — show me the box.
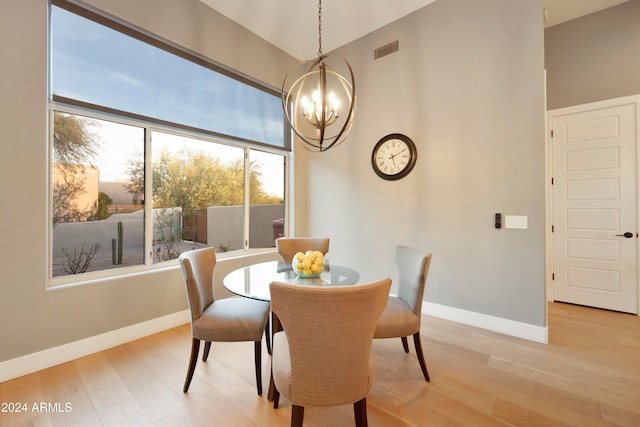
[270,278,391,407]
[179,247,217,323]
[275,237,330,263]
[395,245,432,317]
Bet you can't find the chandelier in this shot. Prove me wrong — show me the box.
[281,0,356,152]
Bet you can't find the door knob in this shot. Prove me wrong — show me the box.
[615,232,634,238]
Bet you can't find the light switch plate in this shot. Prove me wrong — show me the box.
[505,215,528,229]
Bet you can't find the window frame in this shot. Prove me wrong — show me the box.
[47,1,291,287]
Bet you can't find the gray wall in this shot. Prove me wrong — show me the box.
[302,0,547,326]
[545,0,640,110]
[0,0,294,363]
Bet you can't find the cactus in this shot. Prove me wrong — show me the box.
[111,221,124,265]
[117,221,123,264]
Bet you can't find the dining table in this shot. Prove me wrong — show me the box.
[222,258,391,400]
[223,258,390,301]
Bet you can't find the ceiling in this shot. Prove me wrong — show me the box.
[542,0,629,27]
[200,0,630,60]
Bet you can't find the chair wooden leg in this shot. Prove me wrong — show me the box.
[183,338,200,392]
[413,332,430,382]
[354,398,368,427]
[268,371,276,402]
[265,321,272,355]
[202,341,211,361]
[401,336,410,353]
[273,387,280,408]
[291,405,304,427]
[254,341,263,395]
[267,312,281,402]
[272,311,282,333]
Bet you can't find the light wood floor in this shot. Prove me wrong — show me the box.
[1,302,639,426]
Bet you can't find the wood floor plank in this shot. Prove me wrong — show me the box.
[599,402,640,427]
[73,352,132,414]
[486,352,640,412]
[492,399,571,427]
[126,327,193,391]
[39,361,102,427]
[96,396,152,426]
[479,364,606,424]
[0,370,53,427]
[152,406,209,427]
[102,343,184,423]
[202,353,284,426]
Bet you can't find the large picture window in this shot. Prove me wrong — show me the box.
[49,2,288,282]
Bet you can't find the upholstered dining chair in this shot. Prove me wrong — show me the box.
[275,237,330,263]
[179,247,270,394]
[374,245,433,382]
[270,278,391,427]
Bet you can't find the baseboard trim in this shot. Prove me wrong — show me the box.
[0,310,190,383]
[423,302,548,344]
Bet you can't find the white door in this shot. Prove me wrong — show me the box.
[551,99,638,314]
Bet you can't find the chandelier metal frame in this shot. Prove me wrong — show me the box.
[281,0,356,152]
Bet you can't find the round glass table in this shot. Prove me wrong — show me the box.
[223,259,390,302]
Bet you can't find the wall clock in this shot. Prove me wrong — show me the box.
[371,133,417,180]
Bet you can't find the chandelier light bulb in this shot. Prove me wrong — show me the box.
[300,89,341,129]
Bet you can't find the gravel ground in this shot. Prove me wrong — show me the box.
[51,241,206,277]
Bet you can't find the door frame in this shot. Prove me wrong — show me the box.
[546,94,640,315]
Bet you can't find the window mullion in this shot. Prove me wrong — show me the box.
[244,148,251,251]
[145,128,153,264]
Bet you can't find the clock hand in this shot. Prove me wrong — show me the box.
[388,147,407,168]
[388,147,406,160]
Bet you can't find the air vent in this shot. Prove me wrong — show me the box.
[373,40,399,61]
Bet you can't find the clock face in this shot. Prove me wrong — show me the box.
[371,134,417,180]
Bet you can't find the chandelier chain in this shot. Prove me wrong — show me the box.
[317,0,323,57]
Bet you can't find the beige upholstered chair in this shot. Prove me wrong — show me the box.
[374,245,433,382]
[275,237,330,263]
[179,247,270,393]
[270,278,391,427]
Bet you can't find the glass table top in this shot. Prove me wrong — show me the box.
[223,259,390,301]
